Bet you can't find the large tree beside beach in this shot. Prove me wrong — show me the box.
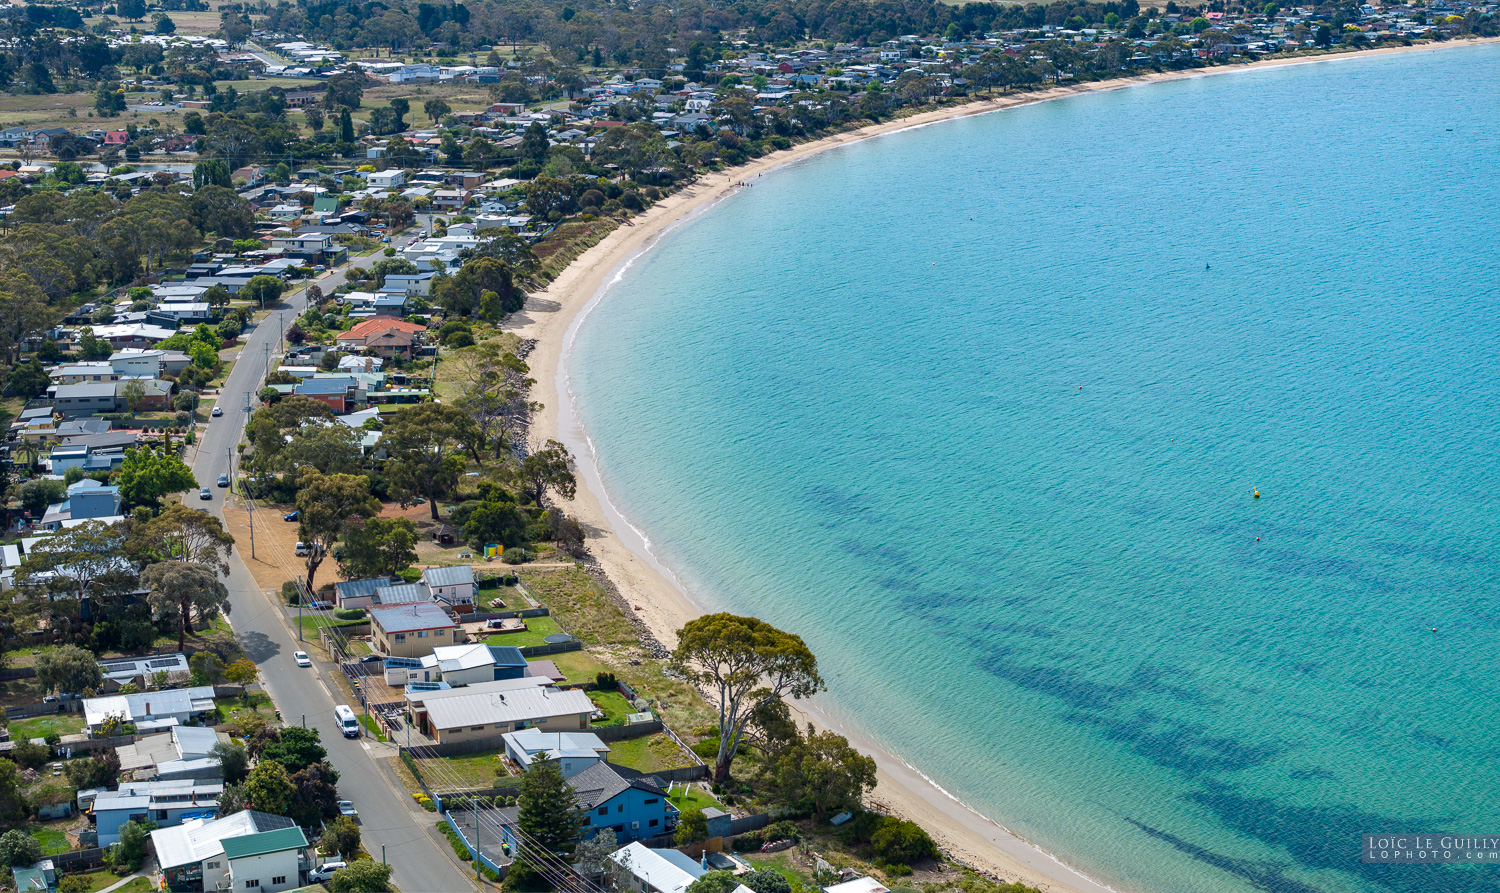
[671,614,824,783]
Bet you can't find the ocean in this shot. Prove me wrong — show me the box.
[567,45,1500,893]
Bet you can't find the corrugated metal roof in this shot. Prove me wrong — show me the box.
[220,826,308,860]
[371,602,455,633]
[422,564,475,587]
[424,686,593,731]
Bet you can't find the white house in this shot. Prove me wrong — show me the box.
[420,564,475,608]
[502,728,609,777]
[367,170,406,189]
[82,686,217,735]
[609,843,755,893]
[152,811,307,893]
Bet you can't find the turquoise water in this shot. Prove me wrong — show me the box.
[569,46,1500,893]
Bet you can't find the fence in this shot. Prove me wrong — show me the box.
[52,848,107,872]
[647,765,709,784]
[0,668,35,681]
[661,723,706,768]
[468,607,551,623]
[517,640,582,658]
[727,814,772,836]
[592,720,663,742]
[443,810,509,880]
[5,701,81,720]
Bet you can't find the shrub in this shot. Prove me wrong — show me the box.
[594,672,616,691]
[741,871,792,893]
[58,875,90,893]
[9,741,49,770]
[281,581,301,605]
[334,608,366,621]
[0,829,40,867]
[691,737,720,759]
[732,820,800,852]
[869,818,939,867]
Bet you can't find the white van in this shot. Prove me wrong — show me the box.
[333,704,360,739]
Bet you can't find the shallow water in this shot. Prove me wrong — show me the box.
[570,45,1500,893]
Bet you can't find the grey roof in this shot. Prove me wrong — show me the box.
[569,761,666,811]
[150,810,295,870]
[335,576,394,599]
[422,564,475,588]
[57,416,116,436]
[373,583,427,605]
[422,685,593,731]
[64,431,140,450]
[371,602,456,633]
[294,377,354,396]
[53,382,118,399]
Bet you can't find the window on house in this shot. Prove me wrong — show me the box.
[471,726,484,731]
[598,807,608,816]
[644,798,658,805]
[649,819,659,827]
[617,804,624,812]
[418,630,428,638]
[394,633,406,641]
[245,882,260,889]
[272,877,286,886]
[206,862,220,869]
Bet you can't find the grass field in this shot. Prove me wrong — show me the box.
[0,91,93,130]
[665,783,720,814]
[8,712,84,742]
[65,870,144,893]
[545,648,611,686]
[588,690,634,725]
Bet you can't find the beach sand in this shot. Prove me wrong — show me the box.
[505,37,1499,893]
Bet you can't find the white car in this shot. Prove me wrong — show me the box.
[293,651,311,668]
[308,862,347,883]
[337,800,358,818]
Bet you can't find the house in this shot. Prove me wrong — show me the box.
[823,879,890,893]
[418,643,527,687]
[381,273,434,297]
[389,63,439,83]
[367,170,406,189]
[407,679,593,744]
[270,232,333,260]
[152,302,213,323]
[151,810,305,893]
[47,442,127,475]
[94,780,222,845]
[571,762,680,844]
[369,602,458,658]
[115,377,173,412]
[41,480,123,530]
[432,189,469,210]
[502,728,610,777]
[334,318,426,360]
[334,576,397,610]
[99,652,191,691]
[49,382,119,417]
[608,842,746,893]
[12,859,56,893]
[292,376,359,413]
[48,363,117,384]
[116,726,233,782]
[86,323,178,348]
[421,564,476,608]
[82,685,217,735]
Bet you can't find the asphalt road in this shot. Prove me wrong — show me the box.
[187,230,476,892]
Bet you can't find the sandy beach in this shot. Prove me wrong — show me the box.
[505,37,1499,893]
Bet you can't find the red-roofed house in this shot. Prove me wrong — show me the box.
[335,318,426,360]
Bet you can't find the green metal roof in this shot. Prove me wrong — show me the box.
[219,826,308,860]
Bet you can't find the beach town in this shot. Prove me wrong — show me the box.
[0,0,1485,892]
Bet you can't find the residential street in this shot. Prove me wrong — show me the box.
[186,232,477,893]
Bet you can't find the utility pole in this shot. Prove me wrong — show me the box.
[262,341,270,381]
[297,573,305,642]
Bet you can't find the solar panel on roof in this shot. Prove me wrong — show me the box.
[147,658,181,669]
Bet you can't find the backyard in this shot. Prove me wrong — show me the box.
[605,733,696,775]
[588,690,634,726]
[8,712,85,742]
[478,612,565,648]
[413,748,505,792]
[665,783,720,814]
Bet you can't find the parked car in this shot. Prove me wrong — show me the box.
[284,510,299,522]
[308,862,347,883]
[199,488,212,500]
[217,473,229,487]
[211,406,222,417]
[337,800,358,819]
[293,651,311,667]
[294,542,309,556]
[358,654,384,664]
[306,600,332,610]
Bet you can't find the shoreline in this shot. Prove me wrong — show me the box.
[505,36,1499,893]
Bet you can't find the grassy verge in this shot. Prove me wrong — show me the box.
[358,713,388,742]
[515,566,635,647]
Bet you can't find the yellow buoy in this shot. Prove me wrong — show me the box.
[1253,490,1260,499]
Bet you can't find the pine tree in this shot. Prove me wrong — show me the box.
[516,754,585,863]
[339,108,355,143]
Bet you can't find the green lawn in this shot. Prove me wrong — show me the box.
[666,784,720,814]
[589,690,634,726]
[8,712,84,742]
[28,826,69,855]
[605,733,695,774]
[297,614,369,635]
[414,749,504,791]
[482,613,565,648]
[63,870,144,893]
[544,649,611,686]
